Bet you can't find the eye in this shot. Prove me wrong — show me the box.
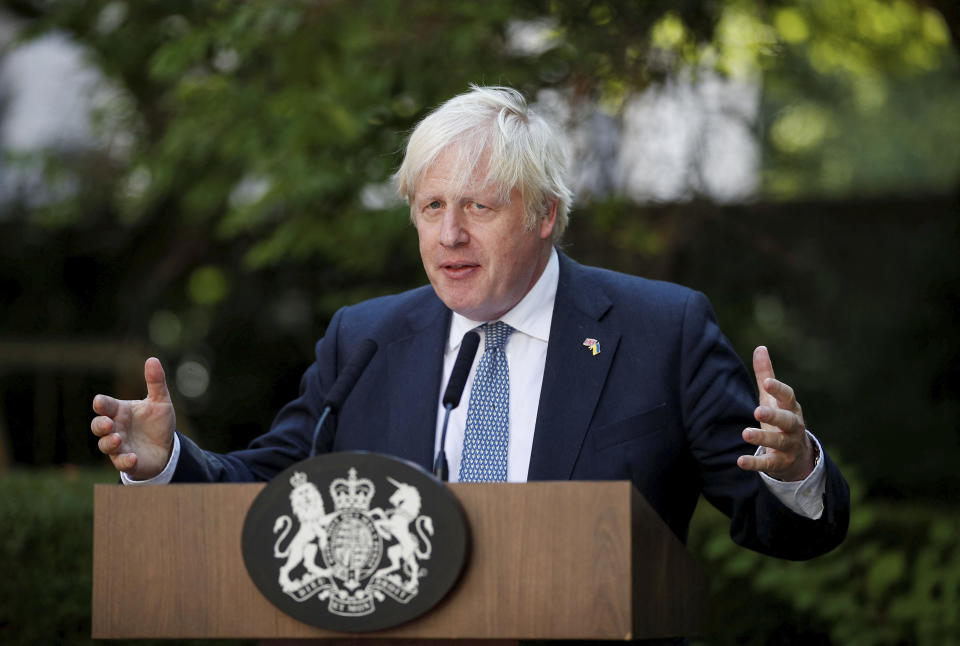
[428,200,442,209]
[470,201,490,212]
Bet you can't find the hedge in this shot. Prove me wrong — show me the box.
[0,468,252,646]
[688,468,960,645]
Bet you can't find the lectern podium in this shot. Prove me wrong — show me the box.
[92,481,705,641]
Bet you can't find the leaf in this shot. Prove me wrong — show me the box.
[866,550,906,599]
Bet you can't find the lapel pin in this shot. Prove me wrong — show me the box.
[582,338,600,356]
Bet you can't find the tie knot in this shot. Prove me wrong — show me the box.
[483,321,513,351]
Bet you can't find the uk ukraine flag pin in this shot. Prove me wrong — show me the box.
[582,338,600,356]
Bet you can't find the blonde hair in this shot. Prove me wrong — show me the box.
[394,85,573,241]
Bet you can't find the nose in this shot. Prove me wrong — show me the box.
[439,206,469,248]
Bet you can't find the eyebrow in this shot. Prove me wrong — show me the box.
[414,184,510,207]
[462,192,507,206]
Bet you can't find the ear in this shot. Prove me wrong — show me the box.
[538,200,558,240]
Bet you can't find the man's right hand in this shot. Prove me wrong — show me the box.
[91,357,177,480]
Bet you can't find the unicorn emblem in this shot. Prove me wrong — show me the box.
[370,477,435,591]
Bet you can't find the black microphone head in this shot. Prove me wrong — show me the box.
[442,330,480,408]
[323,339,378,412]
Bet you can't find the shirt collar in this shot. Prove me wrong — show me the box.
[446,247,558,352]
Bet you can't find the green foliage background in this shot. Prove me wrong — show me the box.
[0,470,254,645]
[689,464,960,646]
[0,0,958,644]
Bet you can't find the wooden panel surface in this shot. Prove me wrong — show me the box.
[630,488,707,638]
[93,481,698,640]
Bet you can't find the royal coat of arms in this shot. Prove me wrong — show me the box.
[271,467,435,616]
[242,452,468,632]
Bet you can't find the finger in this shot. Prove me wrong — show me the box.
[144,357,172,403]
[752,346,778,414]
[754,406,803,433]
[90,416,114,437]
[92,394,120,417]
[110,452,137,473]
[98,433,123,455]
[743,427,791,451]
[760,378,799,412]
[737,453,782,472]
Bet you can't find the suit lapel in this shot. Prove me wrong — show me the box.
[528,254,620,480]
[384,295,450,471]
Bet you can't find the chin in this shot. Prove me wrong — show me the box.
[435,287,479,315]
[449,302,484,320]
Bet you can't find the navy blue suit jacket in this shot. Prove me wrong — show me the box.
[175,252,848,559]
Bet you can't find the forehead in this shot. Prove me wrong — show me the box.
[414,145,500,198]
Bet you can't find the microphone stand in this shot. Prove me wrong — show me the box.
[433,330,481,481]
[433,403,455,480]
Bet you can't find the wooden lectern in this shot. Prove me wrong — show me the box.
[92,481,706,641]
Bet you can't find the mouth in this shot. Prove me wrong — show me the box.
[440,261,479,278]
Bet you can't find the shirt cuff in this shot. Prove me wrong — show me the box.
[119,433,181,486]
[757,431,826,520]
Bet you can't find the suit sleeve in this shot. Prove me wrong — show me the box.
[171,307,347,483]
[679,291,849,559]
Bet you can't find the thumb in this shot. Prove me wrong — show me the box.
[144,357,172,403]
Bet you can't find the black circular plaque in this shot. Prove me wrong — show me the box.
[242,452,469,632]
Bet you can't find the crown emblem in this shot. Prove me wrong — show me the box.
[330,467,375,511]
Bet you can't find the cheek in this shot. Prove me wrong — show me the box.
[415,223,434,254]
[491,239,532,287]
[509,234,540,265]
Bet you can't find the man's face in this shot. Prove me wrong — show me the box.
[413,148,556,321]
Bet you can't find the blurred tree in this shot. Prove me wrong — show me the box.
[0,0,724,272]
[756,0,960,198]
[2,0,955,261]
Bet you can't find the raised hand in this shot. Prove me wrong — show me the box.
[91,357,177,480]
[736,346,816,482]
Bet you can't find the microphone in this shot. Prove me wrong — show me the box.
[434,330,480,480]
[310,339,379,457]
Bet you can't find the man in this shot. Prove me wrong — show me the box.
[91,86,848,558]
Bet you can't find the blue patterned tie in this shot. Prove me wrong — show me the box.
[459,321,513,482]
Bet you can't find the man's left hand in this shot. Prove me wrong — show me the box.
[737,346,815,482]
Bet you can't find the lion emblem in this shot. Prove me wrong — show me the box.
[272,472,337,592]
